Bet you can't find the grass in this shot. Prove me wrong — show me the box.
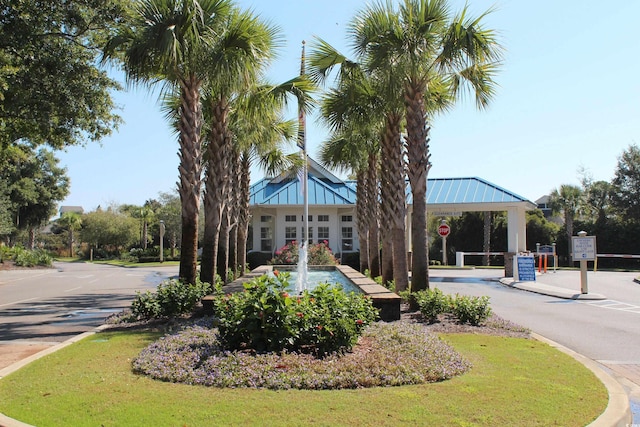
[0,329,607,426]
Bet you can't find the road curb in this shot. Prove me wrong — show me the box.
[532,333,632,427]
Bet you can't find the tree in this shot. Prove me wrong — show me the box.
[227,84,300,278]
[104,0,234,284]
[353,0,502,292]
[58,212,83,257]
[317,69,383,276]
[80,209,139,255]
[612,143,640,222]
[156,191,182,258]
[0,0,124,150]
[549,184,584,255]
[4,146,70,248]
[309,39,409,291]
[198,6,282,285]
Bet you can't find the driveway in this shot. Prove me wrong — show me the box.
[0,261,178,368]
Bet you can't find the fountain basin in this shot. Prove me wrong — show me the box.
[201,265,401,321]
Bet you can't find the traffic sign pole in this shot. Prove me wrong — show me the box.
[438,220,450,266]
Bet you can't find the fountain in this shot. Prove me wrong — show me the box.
[294,242,308,294]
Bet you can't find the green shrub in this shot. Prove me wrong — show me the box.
[12,247,53,267]
[450,294,492,326]
[414,288,451,323]
[131,278,211,319]
[270,241,338,266]
[210,272,378,355]
[411,289,492,326]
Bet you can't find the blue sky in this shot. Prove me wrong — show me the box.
[57,0,640,212]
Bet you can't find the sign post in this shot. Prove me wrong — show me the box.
[437,220,451,266]
[571,231,596,294]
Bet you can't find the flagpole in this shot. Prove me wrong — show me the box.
[295,40,308,292]
[299,41,308,253]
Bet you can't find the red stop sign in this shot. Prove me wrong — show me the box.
[437,224,450,237]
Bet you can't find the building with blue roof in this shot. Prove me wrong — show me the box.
[249,157,537,263]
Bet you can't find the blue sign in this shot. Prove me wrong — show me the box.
[517,256,536,282]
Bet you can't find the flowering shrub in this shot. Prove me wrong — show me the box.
[210,272,377,355]
[270,241,338,265]
[131,278,211,319]
[132,319,471,390]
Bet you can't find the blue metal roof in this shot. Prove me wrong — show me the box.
[251,175,357,206]
[251,175,532,207]
[421,177,530,205]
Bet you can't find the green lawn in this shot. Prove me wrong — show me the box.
[0,330,606,427]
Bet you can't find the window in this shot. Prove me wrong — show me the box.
[301,215,313,222]
[342,227,353,251]
[260,227,272,252]
[341,215,353,222]
[302,227,313,245]
[317,215,329,222]
[260,215,272,223]
[285,226,297,245]
[318,227,329,248]
[285,215,296,222]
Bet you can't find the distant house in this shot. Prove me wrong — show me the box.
[59,206,84,217]
[535,195,552,218]
[249,157,537,264]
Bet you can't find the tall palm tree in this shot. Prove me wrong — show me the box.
[198,7,282,285]
[549,184,584,255]
[58,211,82,257]
[309,38,408,290]
[230,84,300,277]
[353,0,503,291]
[103,0,233,284]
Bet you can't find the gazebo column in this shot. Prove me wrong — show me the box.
[504,206,527,277]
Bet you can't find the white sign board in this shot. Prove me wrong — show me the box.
[571,236,597,261]
[432,211,463,217]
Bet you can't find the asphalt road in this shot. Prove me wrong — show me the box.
[0,262,178,343]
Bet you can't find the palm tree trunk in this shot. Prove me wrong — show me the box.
[68,229,74,258]
[356,169,369,273]
[217,204,230,283]
[228,148,241,277]
[381,235,393,284]
[177,79,203,285]
[367,152,381,277]
[380,113,408,292]
[28,228,35,250]
[483,212,491,266]
[236,153,251,276]
[200,97,230,285]
[404,83,431,291]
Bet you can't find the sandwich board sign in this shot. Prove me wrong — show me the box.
[516,255,536,282]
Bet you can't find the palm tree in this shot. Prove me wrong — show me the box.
[483,211,491,266]
[320,129,376,273]
[103,0,233,285]
[549,184,584,255]
[58,211,82,257]
[352,0,503,291]
[309,38,409,290]
[198,7,282,285]
[230,84,300,277]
